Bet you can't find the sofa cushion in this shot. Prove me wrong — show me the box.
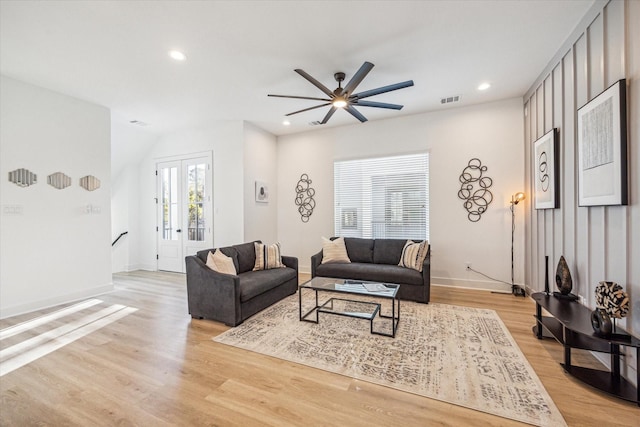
[345,238,374,263]
[315,262,423,286]
[373,239,410,265]
[238,268,297,302]
[253,242,284,270]
[197,247,239,272]
[206,250,237,275]
[399,240,430,272]
[234,241,261,273]
[321,237,351,264]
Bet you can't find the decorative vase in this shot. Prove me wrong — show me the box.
[555,256,572,295]
[544,255,550,295]
[590,309,612,336]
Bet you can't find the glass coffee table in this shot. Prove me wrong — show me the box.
[298,277,400,338]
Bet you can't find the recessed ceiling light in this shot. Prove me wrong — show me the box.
[168,50,186,61]
[478,82,491,91]
[283,120,291,126]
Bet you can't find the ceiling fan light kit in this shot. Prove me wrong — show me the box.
[268,61,414,124]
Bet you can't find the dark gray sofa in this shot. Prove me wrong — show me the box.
[185,241,298,326]
[311,237,430,303]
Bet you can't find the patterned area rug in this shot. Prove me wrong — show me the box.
[214,295,566,426]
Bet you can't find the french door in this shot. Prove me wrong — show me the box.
[156,155,212,273]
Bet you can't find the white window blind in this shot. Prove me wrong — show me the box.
[334,153,429,240]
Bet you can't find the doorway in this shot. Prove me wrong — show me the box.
[156,154,212,272]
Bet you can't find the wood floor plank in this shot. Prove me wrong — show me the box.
[1,271,638,426]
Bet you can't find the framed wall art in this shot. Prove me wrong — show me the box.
[577,79,627,206]
[255,181,269,203]
[533,128,559,209]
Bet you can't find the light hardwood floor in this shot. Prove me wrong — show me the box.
[1,271,638,426]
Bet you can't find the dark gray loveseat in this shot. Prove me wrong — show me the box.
[311,237,430,303]
[185,241,298,326]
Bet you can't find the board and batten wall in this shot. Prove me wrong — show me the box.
[523,0,639,383]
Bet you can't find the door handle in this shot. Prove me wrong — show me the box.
[176,229,182,233]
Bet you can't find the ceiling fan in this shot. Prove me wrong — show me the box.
[268,61,414,124]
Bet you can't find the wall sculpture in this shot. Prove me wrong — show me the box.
[457,158,493,222]
[295,173,315,223]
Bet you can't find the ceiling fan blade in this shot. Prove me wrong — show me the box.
[268,94,332,102]
[320,106,338,124]
[345,105,368,123]
[285,103,332,116]
[354,100,404,110]
[295,69,335,98]
[353,80,414,100]
[342,61,374,96]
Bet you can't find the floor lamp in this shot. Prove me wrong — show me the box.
[511,192,526,296]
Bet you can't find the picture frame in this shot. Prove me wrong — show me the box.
[255,181,269,203]
[533,128,559,209]
[577,79,628,206]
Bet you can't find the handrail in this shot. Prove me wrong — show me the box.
[112,231,128,246]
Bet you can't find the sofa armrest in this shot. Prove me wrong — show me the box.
[282,255,299,285]
[310,250,323,277]
[185,255,242,326]
[421,247,431,302]
[282,255,298,272]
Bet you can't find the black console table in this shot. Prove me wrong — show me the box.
[532,292,640,405]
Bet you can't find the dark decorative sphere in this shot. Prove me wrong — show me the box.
[590,309,612,336]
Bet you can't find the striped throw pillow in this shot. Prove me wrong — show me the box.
[398,240,429,272]
[253,242,285,271]
[321,237,351,264]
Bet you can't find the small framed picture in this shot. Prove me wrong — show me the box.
[533,129,559,209]
[255,181,269,203]
[577,79,628,206]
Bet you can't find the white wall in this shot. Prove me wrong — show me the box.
[111,163,141,272]
[112,120,281,272]
[110,117,158,273]
[243,122,278,244]
[277,98,524,292]
[524,0,639,384]
[0,76,112,318]
[132,121,245,270]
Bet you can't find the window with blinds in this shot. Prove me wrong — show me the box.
[334,153,429,240]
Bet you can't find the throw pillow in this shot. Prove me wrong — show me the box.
[206,249,237,275]
[398,240,429,272]
[321,237,351,264]
[253,242,285,271]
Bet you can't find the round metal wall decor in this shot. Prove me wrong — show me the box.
[457,158,493,222]
[295,173,315,223]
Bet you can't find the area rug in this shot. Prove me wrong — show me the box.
[213,295,566,426]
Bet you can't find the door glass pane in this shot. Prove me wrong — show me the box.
[187,162,206,241]
[162,166,178,241]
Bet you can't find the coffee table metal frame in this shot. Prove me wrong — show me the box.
[298,277,400,338]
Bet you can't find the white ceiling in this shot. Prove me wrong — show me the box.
[1,0,594,139]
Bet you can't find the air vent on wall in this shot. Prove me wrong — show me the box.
[441,96,460,105]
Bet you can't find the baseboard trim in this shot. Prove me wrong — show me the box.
[0,284,114,320]
[431,277,514,293]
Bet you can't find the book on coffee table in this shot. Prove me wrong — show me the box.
[362,283,388,292]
